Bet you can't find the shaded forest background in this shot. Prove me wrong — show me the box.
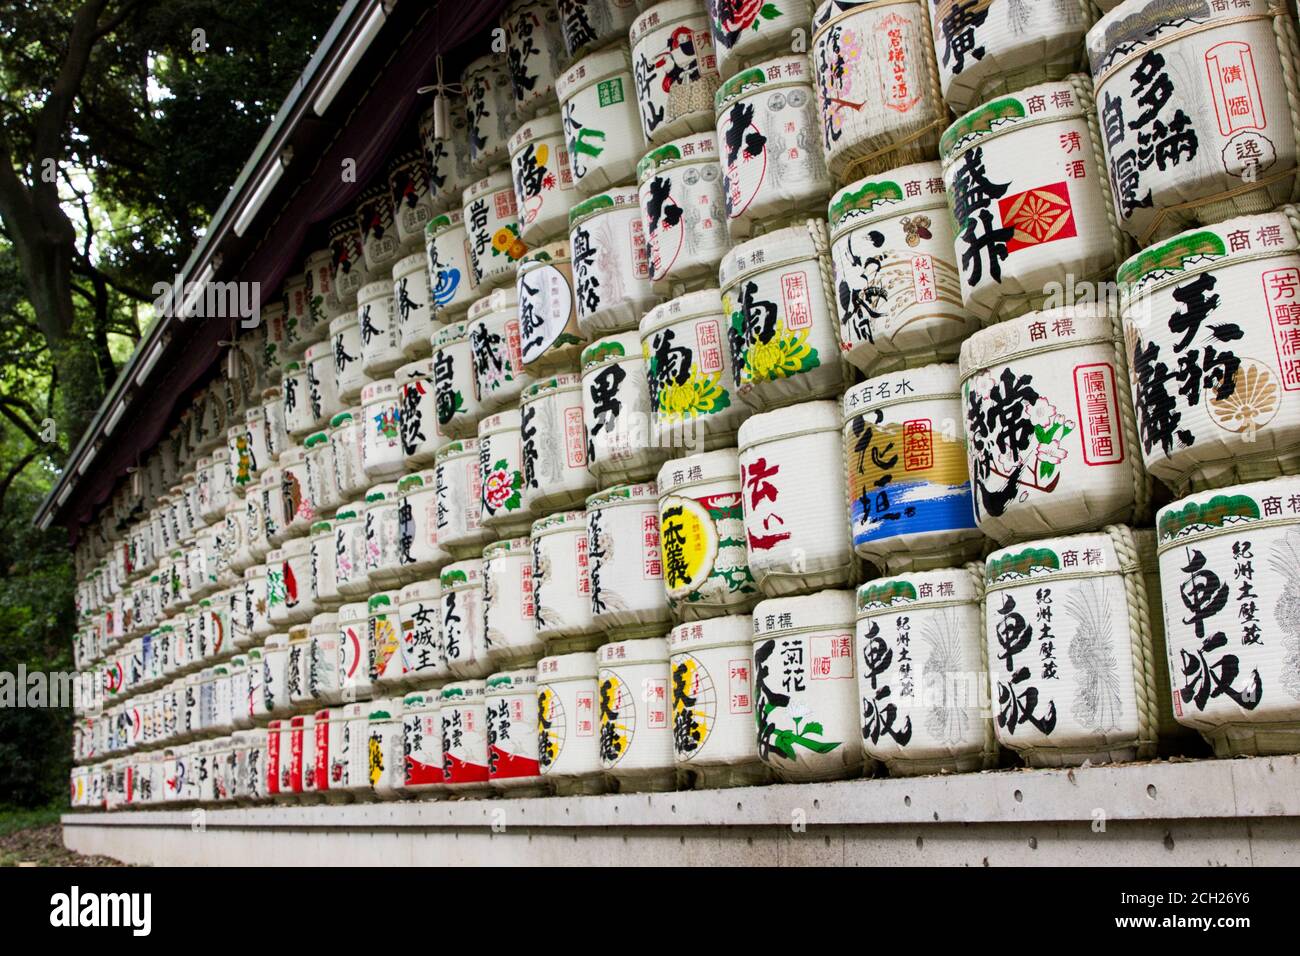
[0,0,342,808]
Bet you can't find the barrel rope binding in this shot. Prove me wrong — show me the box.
[1104,523,1158,760]
[964,559,999,768]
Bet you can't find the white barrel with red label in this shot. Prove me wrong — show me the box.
[441,560,492,679]
[362,483,404,590]
[328,214,365,307]
[483,537,541,667]
[420,94,476,215]
[752,589,865,781]
[356,181,400,278]
[569,188,660,337]
[463,170,526,294]
[537,652,608,794]
[631,0,723,147]
[597,636,676,791]
[440,680,492,791]
[435,439,493,559]
[828,161,976,375]
[737,400,855,596]
[958,305,1149,545]
[425,210,478,325]
[517,242,587,374]
[337,602,372,703]
[387,149,433,256]
[582,332,670,487]
[502,0,568,120]
[359,379,405,482]
[467,288,532,416]
[531,511,601,651]
[1118,208,1300,496]
[486,669,545,792]
[521,373,597,513]
[478,409,534,539]
[430,322,483,441]
[510,112,578,245]
[399,579,445,685]
[587,482,673,636]
[556,44,648,195]
[708,0,813,79]
[399,690,445,795]
[368,590,406,693]
[395,358,441,468]
[462,54,519,172]
[637,133,731,290]
[939,76,1127,326]
[668,614,768,787]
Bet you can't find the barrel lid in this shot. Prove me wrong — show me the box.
[939,77,1089,164]
[467,287,518,321]
[518,239,571,268]
[367,591,399,614]
[958,305,1113,382]
[753,589,855,635]
[637,131,720,183]
[264,632,288,648]
[719,221,826,290]
[657,448,740,494]
[308,612,339,632]
[1156,476,1300,551]
[668,614,751,653]
[441,559,483,589]
[366,697,402,720]
[483,537,531,560]
[738,399,840,451]
[580,330,641,371]
[330,408,359,428]
[426,208,465,237]
[435,438,477,462]
[827,161,947,237]
[568,187,641,230]
[403,690,441,710]
[598,636,669,665]
[310,518,334,535]
[328,313,357,335]
[464,168,513,204]
[478,407,522,435]
[397,470,435,494]
[440,680,485,702]
[462,52,507,81]
[640,288,724,336]
[521,372,582,402]
[485,669,538,694]
[360,378,399,405]
[986,532,1124,590]
[1086,0,1263,80]
[508,111,563,155]
[357,279,392,303]
[843,363,961,420]
[396,357,434,381]
[631,0,705,44]
[393,250,426,276]
[557,44,632,102]
[432,321,469,349]
[586,481,658,510]
[715,55,812,112]
[399,578,441,603]
[304,431,329,449]
[531,510,587,537]
[282,536,311,556]
[364,483,398,504]
[857,568,980,616]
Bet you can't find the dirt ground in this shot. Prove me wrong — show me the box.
[0,818,128,867]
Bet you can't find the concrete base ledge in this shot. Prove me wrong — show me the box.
[63,756,1300,866]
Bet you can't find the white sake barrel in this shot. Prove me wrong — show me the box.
[657,449,759,618]
[431,322,483,440]
[356,180,400,277]
[260,306,286,386]
[569,188,659,337]
[329,409,369,500]
[752,589,863,780]
[425,211,478,324]
[364,697,405,799]
[440,680,492,789]
[486,669,544,790]
[262,633,292,719]
[587,482,672,634]
[521,373,596,512]
[279,444,317,536]
[467,288,531,414]
[231,655,254,728]
[478,409,533,537]
[266,551,290,630]
[517,242,586,373]
[720,220,845,408]
[462,54,519,172]
[311,707,343,801]
[631,0,723,147]
[305,246,340,330]
[421,94,476,214]
[959,305,1148,544]
[558,0,638,58]
[441,560,491,679]
[304,431,343,515]
[197,451,231,524]
[597,637,677,790]
[337,602,372,702]
[308,612,342,705]
[261,468,288,548]
[709,0,812,78]
[399,691,445,794]
[483,537,541,666]
[287,624,314,711]
[1156,477,1300,756]
[855,566,995,775]
[387,148,433,255]
[737,400,854,595]
[357,280,403,378]
[306,340,343,430]
[637,132,731,288]
[668,614,768,786]
[985,525,1176,766]
[328,214,365,307]
[502,0,567,119]
[368,590,406,691]
[334,702,369,798]
[330,313,369,406]
[929,0,1094,115]
[362,483,404,589]
[828,161,976,374]
[1118,208,1300,495]
[397,470,449,581]
[1088,0,1300,244]
[510,112,577,244]
[331,502,370,599]
[245,564,273,640]
[842,364,984,573]
[281,537,318,625]
[557,44,648,196]
[640,290,748,451]
[714,55,832,238]
[359,379,405,482]
[940,76,1126,325]
[393,252,433,359]
[582,332,669,485]
[283,275,310,359]
[463,171,525,294]
[531,511,601,649]
[435,439,492,559]
[400,579,445,683]
[810,0,944,183]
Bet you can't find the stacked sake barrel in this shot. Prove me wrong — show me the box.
[68,0,1300,814]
